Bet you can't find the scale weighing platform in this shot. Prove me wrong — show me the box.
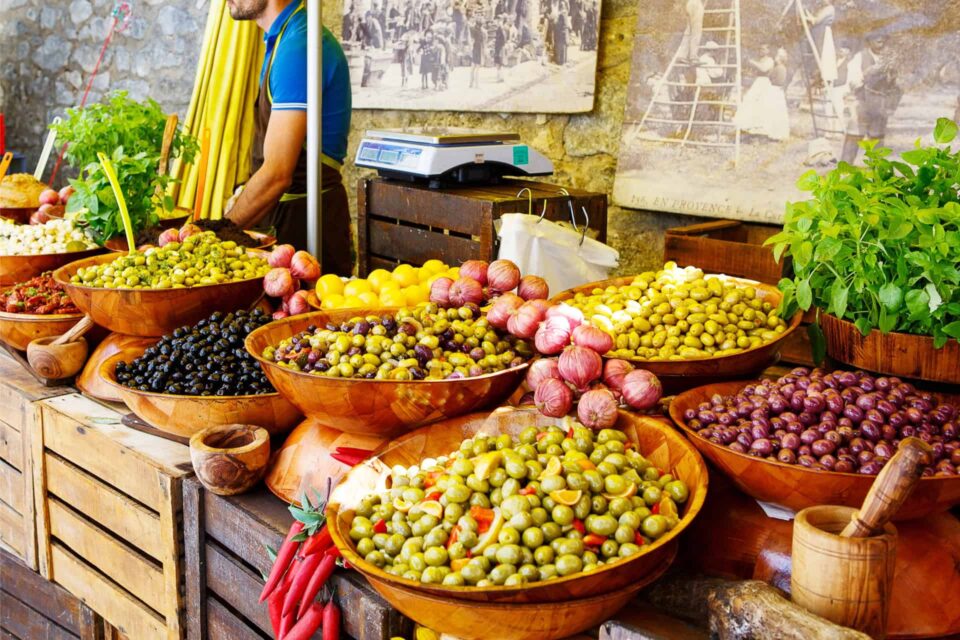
[355,128,554,187]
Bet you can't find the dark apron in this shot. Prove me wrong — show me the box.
[251,4,354,276]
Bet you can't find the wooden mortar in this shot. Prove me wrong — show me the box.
[189,424,270,496]
[26,316,95,379]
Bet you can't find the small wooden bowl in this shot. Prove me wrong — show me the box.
[327,407,707,603]
[26,335,89,379]
[669,381,960,520]
[0,207,35,224]
[189,424,270,496]
[820,312,960,384]
[368,543,675,640]
[552,275,804,393]
[52,253,266,337]
[0,247,105,287]
[0,310,84,351]
[244,309,530,437]
[99,353,303,438]
[105,230,277,253]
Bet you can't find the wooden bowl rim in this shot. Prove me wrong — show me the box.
[819,310,952,344]
[327,406,708,597]
[245,309,531,386]
[669,379,957,485]
[0,246,102,259]
[189,423,270,455]
[99,352,286,402]
[106,230,277,253]
[552,274,804,365]
[0,309,85,323]
[52,251,268,293]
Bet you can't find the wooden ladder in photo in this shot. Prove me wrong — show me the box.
[785,0,845,137]
[629,0,743,164]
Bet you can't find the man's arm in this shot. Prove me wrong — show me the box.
[226,110,307,229]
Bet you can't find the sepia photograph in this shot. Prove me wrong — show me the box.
[613,0,960,223]
[341,0,602,112]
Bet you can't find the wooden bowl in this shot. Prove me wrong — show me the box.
[327,406,708,603]
[244,309,530,437]
[0,310,84,351]
[105,230,276,253]
[0,247,105,287]
[552,276,804,393]
[26,335,89,379]
[75,332,157,402]
[99,353,302,438]
[820,312,960,384]
[52,253,266,337]
[367,543,676,640]
[189,424,271,496]
[0,207,35,224]
[669,381,960,520]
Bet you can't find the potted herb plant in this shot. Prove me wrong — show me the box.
[768,117,960,383]
[50,91,198,246]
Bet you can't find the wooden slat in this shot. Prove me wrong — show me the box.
[0,589,80,640]
[184,479,205,640]
[206,598,265,640]
[202,489,287,577]
[0,548,83,632]
[48,499,166,613]
[49,543,166,640]
[205,543,272,634]
[357,178,371,276]
[156,474,184,640]
[0,353,70,435]
[0,421,22,469]
[0,459,24,514]
[368,219,479,267]
[0,499,24,558]
[366,180,486,236]
[45,454,163,560]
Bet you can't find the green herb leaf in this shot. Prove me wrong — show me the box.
[878,283,902,312]
[905,289,930,320]
[925,283,943,312]
[855,317,873,336]
[830,282,849,319]
[934,117,958,144]
[796,278,813,310]
[807,320,826,365]
[942,321,960,339]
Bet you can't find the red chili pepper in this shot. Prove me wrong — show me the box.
[566,427,574,438]
[519,486,537,496]
[331,452,364,466]
[325,546,342,559]
[283,601,324,640]
[572,519,585,535]
[279,611,295,640]
[297,553,337,619]
[334,446,373,459]
[425,491,443,502]
[447,525,460,549]
[651,503,660,515]
[583,534,606,547]
[282,552,323,618]
[301,526,333,557]
[470,506,495,533]
[268,563,296,637]
[373,519,388,534]
[322,600,341,640]
[260,520,305,603]
[536,431,549,442]
[634,532,647,546]
[424,470,440,488]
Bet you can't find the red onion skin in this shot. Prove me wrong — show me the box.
[460,260,489,285]
[518,391,536,406]
[487,293,524,329]
[620,369,663,410]
[525,299,553,314]
[545,304,584,332]
[487,260,521,292]
[571,324,614,355]
[526,358,561,391]
[264,268,296,298]
[534,317,572,355]
[577,389,619,430]
[429,277,454,306]
[602,359,635,391]
[558,345,603,391]
[507,302,547,339]
[517,275,549,300]
[449,277,484,307]
[290,251,321,280]
[535,377,574,418]
[268,244,296,268]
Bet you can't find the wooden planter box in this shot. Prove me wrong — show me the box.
[663,220,783,284]
[33,394,193,640]
[357,178,608,276]
[183,477,412,640]
[0,352,74,570]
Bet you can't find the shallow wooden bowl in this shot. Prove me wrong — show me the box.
[552,276,803,393]
[99,353,302,438]
[75,332,157,402]
[669,381,960,520]
[105,230,276,253]
[327,406,707,604]
[190,424,271,496]
[0,310,84,351]
[0,247,105,287]
[245,309,529,437]
[820,312,960,384]
[52,253,266,337]
[368,543,675,640]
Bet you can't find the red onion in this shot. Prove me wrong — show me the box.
[518,391,536,406]
[158,228,180,247]
[39,189,60,206]
[517,275,549,300]
[507,301,547,339]
[429,277,455,306]
[448,277,484,307]
[268,244,296,268]
[526,358,560,391]
[486,293,523,329]
[557,345,603,391]
[577,388,619,430]
[602,359,634,391]
[289,251,321,280]
[287,290,311,315]
[525,298,553,313]
[263,268,296,298]
[487,259,521,292]
[571,324,613,355]
[620,369,662,410]
[545,304,584,331]
[178,223,202,241]
[535,377,574,418]
[534,316,571,355]
[459,260,489,286]
[272,310,289,320]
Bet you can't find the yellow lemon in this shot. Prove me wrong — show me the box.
[549,489,583,506]
[358,291,380,307]
[602,483,637,501]
[413,500,444,519]
[403,285,428,306]
[392,264,419,288]
[317,273,344,297]
[422,259,447,274]
[342,295,364,308]
[343,279,373,298]
[473,451,503,481]
[417,267,435,284]
[366,269,392,292]
[539,457,562,479]
[446,267,460,280]
[379,290,406,307]
[321,293,344,309]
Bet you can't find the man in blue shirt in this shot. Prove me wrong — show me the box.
[226,0,354,275]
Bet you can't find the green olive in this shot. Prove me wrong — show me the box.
[555,554,583,577]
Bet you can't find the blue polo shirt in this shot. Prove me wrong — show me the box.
[261,2,352,164]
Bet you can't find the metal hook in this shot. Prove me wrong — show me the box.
[516,187,533,217]
[536,199,549,222]
[579,206,590,246]
[556,188,579,230]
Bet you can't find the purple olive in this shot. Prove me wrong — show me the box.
[859,461,883,475]
[799,412,818,427]
[812,439,836,457]
[930,441,944,461]
[841,387,861,404]
[844,405,864,424]
[689,419,702,429]
[750,438,774,456]
[859,377,876,392]
[935,461,957,476]
[824,430,842,445]
[858,450,876,465]
[822,373,839,389]
[777,449,797,465]
[780,383,797,397]
[803,394,825,414]
[944,423,957,439]
[873,441,895,460]
[781,433,801,451]
[729,442,748,454]
[837,371,858,387]
[835,460,855,473]
[837,425,855,441]
[861,420,882,441]
[825,394,845,414]
[773,429,787,439]
[751,424,770,440]
[881,425,897,441]
[790,393,805,412]
[708,436,723,445]
[819,454,837,470]
[850,437,867,454]
[718,412,736,426]
[876,399,896,417]
[875,376,891,391]
[768,394,788,413]
[919,431,934,443]
[800,429,819,446]
[952,449,960,466]
[856,393,877,411]
[736,433,754,449]
[698,410,717,425]
[864,409,884,425]
[905,407,923,425]
[720,429,738,445]
[798,455,817,468]
[785,420,803,435]
[901,425,916,438]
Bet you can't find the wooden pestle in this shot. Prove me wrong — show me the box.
[50,315,95,346]
[840,437,933,538]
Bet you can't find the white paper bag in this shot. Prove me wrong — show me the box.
[497,213,619,294]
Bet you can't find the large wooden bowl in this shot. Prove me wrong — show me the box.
[0,310,84,351]
[0,247,104,287]
[245,310,529,437]
[52,253,266,337]
[669,381,960,520]
[552,276,803,392]
[820,312,960,384]
[368,544,675,640]
[327,407,708,604]
[99,353,302,438]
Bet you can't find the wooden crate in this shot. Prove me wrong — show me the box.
[0,352,74,570]
[183,477,412,640]
[357,178,608,276]
[32,393,193,640]
[1,547,106,639]
[663,219,783,284]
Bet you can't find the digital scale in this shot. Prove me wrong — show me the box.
[355,128,554,187]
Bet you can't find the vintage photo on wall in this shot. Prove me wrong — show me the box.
[341,0,601,112]
[613,0,960,223]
